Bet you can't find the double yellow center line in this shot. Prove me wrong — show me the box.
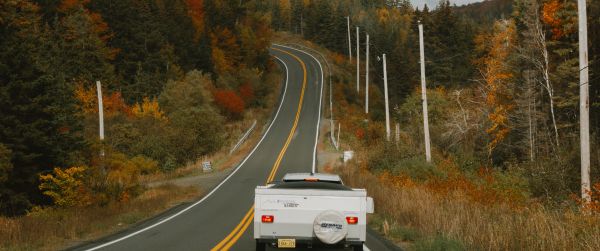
[211,47,308,251]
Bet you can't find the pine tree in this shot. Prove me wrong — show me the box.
[0,0,84,215]
[52,1,117,87]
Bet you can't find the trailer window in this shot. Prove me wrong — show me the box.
[271,181,352,190]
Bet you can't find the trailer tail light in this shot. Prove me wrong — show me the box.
[346,216,358,224]
[261,215,274,223]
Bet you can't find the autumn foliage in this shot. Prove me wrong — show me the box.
[210,28,240,74]
[479,20,516,156]
[132,97,166,120]
[185,0,206,41]
[213,89,245,118]
[542,0,577,40]
[38,167,91,208]
[574,182,600,214]
[74,84,131,117]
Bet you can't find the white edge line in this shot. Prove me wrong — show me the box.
[84,55,291,251]
[274,44,373,251]
[272,44,324,174]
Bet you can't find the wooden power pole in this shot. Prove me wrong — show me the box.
[365,33,369,114]
[347,16,352,61]
[419,22,432,162]
[577,0,591,203]
[383,54,390,141]
[356,26,360,93]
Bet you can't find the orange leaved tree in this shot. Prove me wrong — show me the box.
[479,20,516,157]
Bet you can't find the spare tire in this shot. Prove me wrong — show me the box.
[313,210,348,244]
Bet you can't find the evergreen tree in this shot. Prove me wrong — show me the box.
[0,0,84,215]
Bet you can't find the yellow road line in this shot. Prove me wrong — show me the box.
[265,47,307,185]
[221,209,255,250]
[210,207,254,251]
[211,47,308,251]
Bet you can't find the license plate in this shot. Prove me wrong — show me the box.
[278,239,296,248]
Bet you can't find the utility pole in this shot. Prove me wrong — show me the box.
[96,81,105,144]
[577,0,590,203]
[419,22,432,162]
[382,54,391,141]
[347,16,352,61]
[96,81,105,174]
[356,26,360,93]
[365,33,369,114]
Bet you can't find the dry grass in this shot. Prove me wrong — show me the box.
[338,164,600,251]
[0,184,200,251]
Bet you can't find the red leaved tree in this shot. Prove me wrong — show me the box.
[213,89,245,119]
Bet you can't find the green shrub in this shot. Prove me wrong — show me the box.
[368,143,442,181]
[414,235,466,251]
[390,226,421,242]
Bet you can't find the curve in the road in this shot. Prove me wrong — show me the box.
[75,45,394,251]
[211,47,309,250]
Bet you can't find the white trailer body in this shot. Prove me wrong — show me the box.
[254,173,373,250]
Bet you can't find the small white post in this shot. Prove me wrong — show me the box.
[365,33,369,114]
[347,16,352,61]
[356,26,360,93]
[382,54,391,141]
[419,22,432,162]
[577,0,590,203]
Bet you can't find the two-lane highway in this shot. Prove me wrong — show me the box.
[74,45,395,251]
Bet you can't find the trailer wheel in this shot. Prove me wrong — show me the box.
[352,244,364,251]
[255,240,266,251]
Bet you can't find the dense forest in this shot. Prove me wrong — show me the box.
[264,0,599,203]
[1,0,598,220]
[0,0,275,216]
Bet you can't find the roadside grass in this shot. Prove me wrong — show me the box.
[0,184,200,251]
[414,235,466,251]
[369,212,466,251]
[340,163,600,251]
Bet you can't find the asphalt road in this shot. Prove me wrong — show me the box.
[73,45,396,251]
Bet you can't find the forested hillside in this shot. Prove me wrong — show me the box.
[265,0,599,201]
[453,0,513,25]
[0,0,274,216]
[261,0,599,248]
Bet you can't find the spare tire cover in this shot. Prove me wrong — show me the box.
[313,210,348,244]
